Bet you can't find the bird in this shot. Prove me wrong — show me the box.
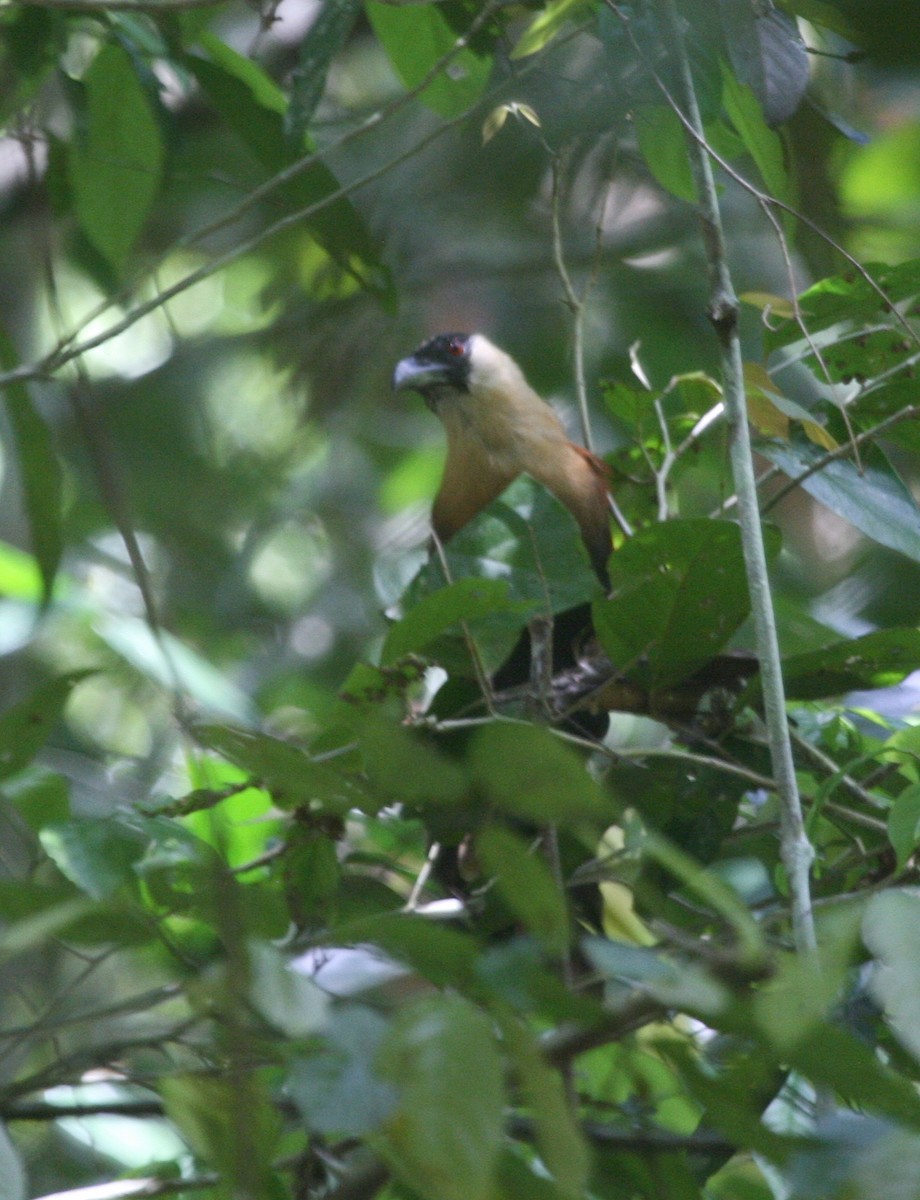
[392,332,759,730]
[392,332,613,587]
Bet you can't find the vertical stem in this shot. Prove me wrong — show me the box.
[655,0,817,952]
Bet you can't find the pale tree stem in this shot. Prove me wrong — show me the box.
[655,0,817,953]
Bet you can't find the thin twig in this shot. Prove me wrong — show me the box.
[761,403,920,515]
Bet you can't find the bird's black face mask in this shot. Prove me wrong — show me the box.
[392,333,472,408]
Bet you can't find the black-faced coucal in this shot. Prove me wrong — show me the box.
[393,332,613,586]
[393,332,758,727]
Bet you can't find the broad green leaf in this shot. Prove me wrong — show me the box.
[493,1151,570,1200]
[160,1074,281,1189]
[338,915,479,992]
[863,890,920,1066]
[376,993,505,1200]
[367,2,491,118]
[0,673,88,784]
[381,577,517,665]
[807,327,918,386]
[288,1005,398,1135]
[286,0,363,141]
[720,5,809,126]
[247,942,329,1037]
[470,723,614,824]
[499,1014,590,1197]
[780,629,920,700]
[636,104,696,202]
[2,768,69,832]
[188,36,393,306]
[510,0,591,59]
[758,441,920,563]
[0,7,57,130]
[592,519,776,688]
[68,44,163,271]
[779,1020,920,1132]
[645,832,764,964]
[0,896,94,962]
[0,325,62,604]
[40,816,150,900]
[887,785,920,871]
[475,937,604,1026]
[477,824,570,953]
[359,714,469,807]
[741,290,796,320]
[195,725,366,812]
[721,65,792,206]
[584,936,730,1015]
[405,476,602,674]
[764,260,920,353]
[785,1113,920,1200]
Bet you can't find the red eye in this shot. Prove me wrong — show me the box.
[448,338,466,357]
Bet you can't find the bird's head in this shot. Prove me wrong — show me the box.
[392,332,532,412]
[392,332,473,409]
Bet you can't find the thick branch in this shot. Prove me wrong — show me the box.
[652,0,817,953]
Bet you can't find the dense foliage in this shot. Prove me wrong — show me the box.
[2,2,920,1198]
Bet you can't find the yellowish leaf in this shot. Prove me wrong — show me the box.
[740,291,796,320]
[510,0,590,60]
[803,420,838,451]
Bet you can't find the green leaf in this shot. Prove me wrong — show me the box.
[0,324,62,604]
[376,993,505,1200]
[188,36,393,306]
[583,936,730,1015]
[499,1014,590,1197]
[863,890,920,1066]
[405,476,602,674]
[811,328,918,386]
[0,673,88,784]
[720,5,809,126]
[779,628,920,700]
[285,0,363,140]
[779,1021,920,1132]
[160,1073,281,1189]
[381,577,517,665]
[887,785,920,872]
[764,260,920,353]
[757,440,920,563]
[338,915,479,992]
[721,64,792,205]
[477,825,570,954]
[247,942,329,1037]
[785,1113,920,1200]
[40,816,150,900]
[359,714,469,808]
[0,896,95,963]
[195,725,366,813]
[593,519,775,688]
[1,768,69,832]
[288,1005,398,1135]
[68,44,163,271]
[510,0,591,59]
[367,2,491,118]
[636,104,696,202]
[470,723,614,824]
